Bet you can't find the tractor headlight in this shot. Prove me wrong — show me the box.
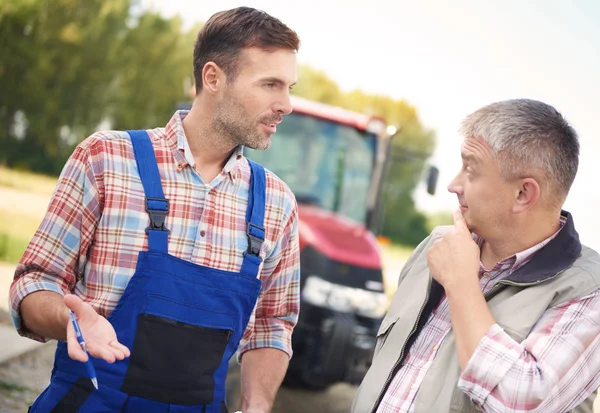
[303,276,389,319]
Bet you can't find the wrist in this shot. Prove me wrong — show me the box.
[241,396,270,413]
[444,274,480,299]
[241,401,270,413]
[59,306,71,333]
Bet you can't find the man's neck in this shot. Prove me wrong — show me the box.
[182,103,237,182]
[479,210,563,268]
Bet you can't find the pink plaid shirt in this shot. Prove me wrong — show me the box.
[378,218,600,412]
[10,111,300,359]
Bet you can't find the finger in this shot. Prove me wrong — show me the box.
[65,294,99,321]
[64,294,87,317]
[107,341,127,360]
[66,323,88,363]
[426,243,437,263]
[453,210,468,231]
[110,341,131,358]
[109,347,125,360]
[87,342,116,364]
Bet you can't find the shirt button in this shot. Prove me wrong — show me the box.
[433,345,439,351]
[200,230,206,237]
[482,271,489,278]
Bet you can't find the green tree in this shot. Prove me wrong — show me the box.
[0,0,132,172]
[0,0,196,174]
[379,102,436,245]
[291,65,343,104]
[109,14,200,130]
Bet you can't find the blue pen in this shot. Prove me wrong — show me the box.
[69,310,98,389]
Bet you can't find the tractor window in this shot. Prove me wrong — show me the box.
[337,130,376,223]
[245,112,376,224]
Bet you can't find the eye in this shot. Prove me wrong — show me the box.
[265,83,275,88]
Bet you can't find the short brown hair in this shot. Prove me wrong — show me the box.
[193,7,300,93]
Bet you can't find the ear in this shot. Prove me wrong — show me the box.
[512,178,540,213]
[201,62,224,95]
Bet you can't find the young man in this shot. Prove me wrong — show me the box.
[353,99,600,412]
[10,7,300,413]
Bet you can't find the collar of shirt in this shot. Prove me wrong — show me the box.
[164,110,244,181]
[472,215,567,275]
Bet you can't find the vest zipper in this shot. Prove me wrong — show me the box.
[371,276,432,413]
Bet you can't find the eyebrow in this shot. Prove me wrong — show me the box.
[461,153,479,165]
[260,77,297,87]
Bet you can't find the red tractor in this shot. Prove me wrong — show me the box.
[242,95,438,390]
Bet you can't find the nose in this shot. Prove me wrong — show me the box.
[274,90,293,115]
[447,173,463,195]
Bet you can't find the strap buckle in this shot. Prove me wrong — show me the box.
[145,197,170,234]
[245,222,265,256]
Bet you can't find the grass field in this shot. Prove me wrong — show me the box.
[0,167,57,263]
[0,166,57,196]
[0,210,44,264]
[381,243,413,262]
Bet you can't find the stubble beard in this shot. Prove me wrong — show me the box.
[213,94,271,151]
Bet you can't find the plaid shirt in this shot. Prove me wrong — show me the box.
[378,218,600,412]
[9,111,301,360]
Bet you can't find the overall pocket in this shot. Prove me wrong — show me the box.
[121,295,235,405]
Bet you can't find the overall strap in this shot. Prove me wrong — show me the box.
[126,130,169,253]
[240,159,267,277]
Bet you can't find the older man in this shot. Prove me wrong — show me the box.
[353,99,600,413]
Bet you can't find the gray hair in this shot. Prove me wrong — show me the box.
[459,99,579,205]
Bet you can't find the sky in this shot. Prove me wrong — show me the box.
[144,0,600,250]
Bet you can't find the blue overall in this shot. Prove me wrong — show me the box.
[30,130,266,412]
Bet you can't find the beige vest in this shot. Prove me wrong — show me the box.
[352,222,600,413]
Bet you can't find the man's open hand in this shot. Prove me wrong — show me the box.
[64,294,131,363]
